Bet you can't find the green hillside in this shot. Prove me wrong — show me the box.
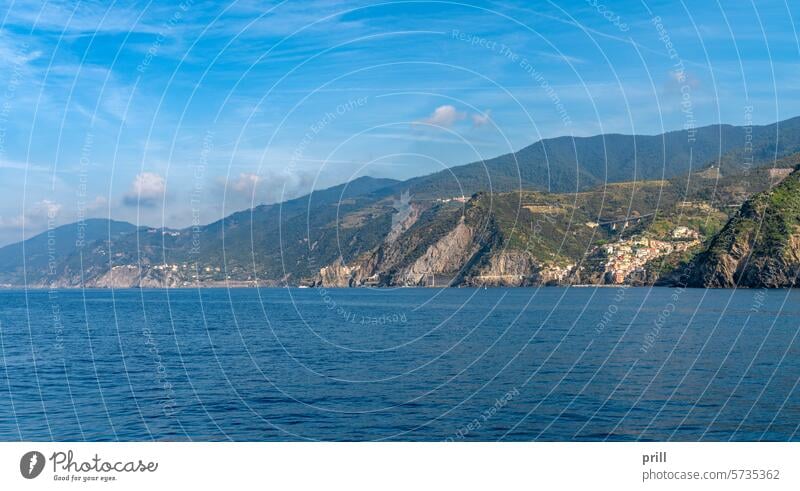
[677,164,800,287]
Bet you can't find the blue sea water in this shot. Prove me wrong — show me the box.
[0,287,798,441]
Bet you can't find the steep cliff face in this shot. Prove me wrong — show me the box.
[315,195,504,287]
[316,260,358,287]
[461,251,536,286]
[33,264,186,288]
[679,166,800,287]
[82,265,192,288]
[315,213,487,287]
[400,218,477,283]
[385,198,421,243]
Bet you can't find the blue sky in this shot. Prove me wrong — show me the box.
[0,0,798,245]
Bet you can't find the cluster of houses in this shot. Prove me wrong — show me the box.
[435,196,469,204]
[599,228,700,284]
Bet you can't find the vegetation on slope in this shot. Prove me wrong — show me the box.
[677,165,800,287]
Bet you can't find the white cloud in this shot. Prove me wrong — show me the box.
[416,105,492,129]
[0,199,62,229]
[100,84,135,122]
[36,200,63,217]
[123,172,166,207]
[0,35,41,67]
[471,109,492,127]
[0,159,49,172]
[667,69,701,89]
[227,172,261,194]
[533,50,586,65]
[216,169,315,210]
[207,0,366,39]
[82,195,108,214]
[417,105,466,128]
[4,0,166,35]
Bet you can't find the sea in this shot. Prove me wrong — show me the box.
[0,287,798,441]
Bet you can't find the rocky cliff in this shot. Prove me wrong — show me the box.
[675,166,800,287]
[314,201,496,287]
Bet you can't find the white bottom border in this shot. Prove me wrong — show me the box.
[1,442,798,490]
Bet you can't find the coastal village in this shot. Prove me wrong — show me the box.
[595,226,701,284]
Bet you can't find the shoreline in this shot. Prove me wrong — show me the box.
[0,284,785,291]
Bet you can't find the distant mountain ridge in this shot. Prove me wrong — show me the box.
[0,219,138,286]
[401,116,800,197]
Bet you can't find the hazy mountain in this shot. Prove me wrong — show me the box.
[0,219,139,285]
[0,176,399,287]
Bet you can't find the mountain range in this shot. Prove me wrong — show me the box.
[3,116,800,289]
